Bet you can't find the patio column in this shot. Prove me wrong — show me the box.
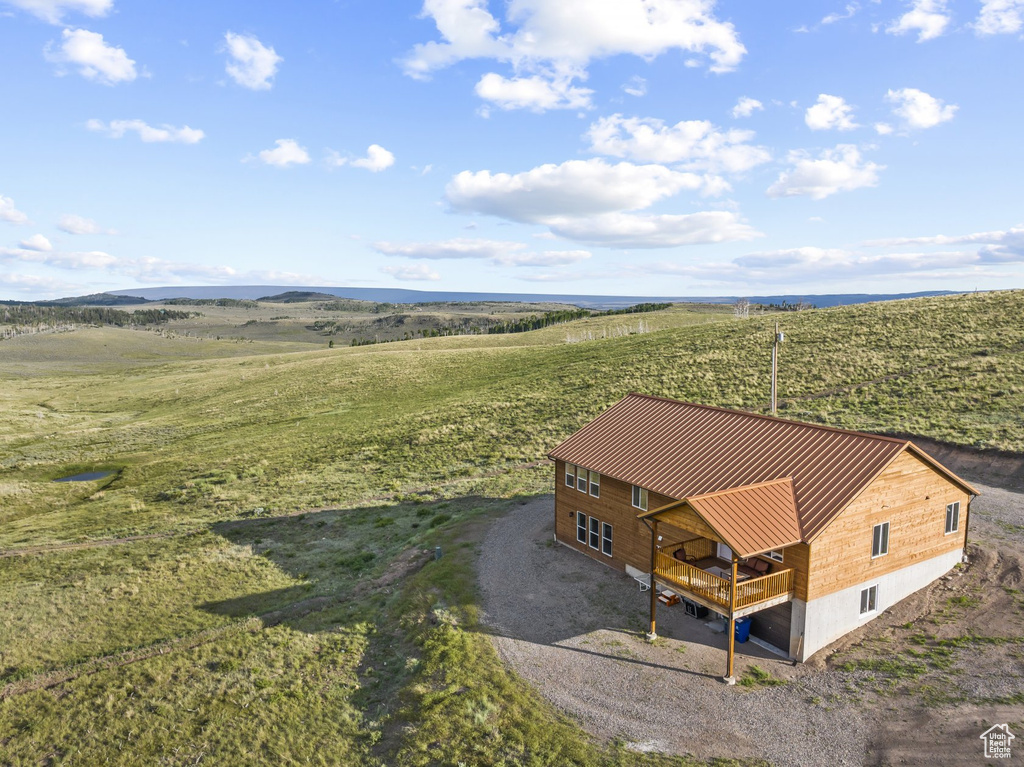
[725,554,738,684]
[647,519,659,641]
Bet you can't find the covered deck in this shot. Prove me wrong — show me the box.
[638,477,803,683]
[653,549,794,617]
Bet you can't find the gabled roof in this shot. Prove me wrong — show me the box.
[639,478,802,558]
[549,393,977,540]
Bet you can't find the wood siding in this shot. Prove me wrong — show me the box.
[806,451,969,600]
[554,460,653,572]
[653,505,723,545]
[784,543,811,602]
[554,460,812,603]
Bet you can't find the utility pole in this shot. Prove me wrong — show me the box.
[771,322,784,415]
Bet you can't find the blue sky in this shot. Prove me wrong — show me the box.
[1,0,1022,299]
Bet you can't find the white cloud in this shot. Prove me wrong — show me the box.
[734,241,1024,276]
[475,72,593,111]
[45,28,136,85]
[374,238,527,261]
[874,122,894,135]
[447,158,703,222]
[885,88,957,130]
[542,211,759,248]
[256,139,310,168]
[731,96,763,118]
[58,213,114,235]
[516,270,591,282]
[640,247,1023,287]
[223,32,281,90]
[0,195,29,225]
[863,227,1024,254]
[822,3,860,24]
[637,225,1024,286]
[373,237,592,266]
[1,245,117,269]
[4,0,110,24]
[804,94,858,131]
[0,243,328,288]
[381,264,441,281]
[622,76,647,97]
[975,0,1024,34]
[86,119,205,144]
[351,144,395,172]
[497,249,592,266]
[887,0,950,42]
[585,115,771,174]
[767,145,883,200]
[331,145,395,172]
[445,156,761,248]
[0,272,79,295]
[402,0,746,111]
[19,234,52,251]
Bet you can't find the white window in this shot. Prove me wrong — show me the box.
[601,522,613,557]
[632,485,648,511]
[577,468,588,493]
[871,522,889,558]
[765,549,784,563]
[576,512,587,544]
[589,516,600,549]
[945,501,960,535]
[565,463,576,487]
[860,585,878,615]
[589,471,600,498]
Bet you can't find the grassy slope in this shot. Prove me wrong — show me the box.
[1,291,1023,764]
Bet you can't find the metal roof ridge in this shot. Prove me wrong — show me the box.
[623,391,913,446]
[686,476,794,501]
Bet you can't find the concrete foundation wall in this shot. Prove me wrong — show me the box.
[794,547,963,661]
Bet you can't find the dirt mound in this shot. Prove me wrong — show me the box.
[905,435,1024,491]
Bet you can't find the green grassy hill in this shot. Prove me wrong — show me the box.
[1,290,1022,764]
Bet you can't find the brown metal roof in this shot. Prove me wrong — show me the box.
[549,393,974,540]
[686,478,801,558]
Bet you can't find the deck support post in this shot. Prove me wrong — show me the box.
[724,554,738,684]
[647,520,659,641]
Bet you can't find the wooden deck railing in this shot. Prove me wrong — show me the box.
[653,551,794,614]
[654,551,730,608]
[735,568,793,610]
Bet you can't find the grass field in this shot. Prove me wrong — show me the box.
[1,290,1023,764]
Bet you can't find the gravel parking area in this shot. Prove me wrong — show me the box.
[478,496,870,766]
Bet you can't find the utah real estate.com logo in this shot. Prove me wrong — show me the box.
[980,724,1015,759]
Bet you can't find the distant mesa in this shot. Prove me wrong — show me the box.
[256,291,344,303]
[106,285,961,311]
[3,292,153,307]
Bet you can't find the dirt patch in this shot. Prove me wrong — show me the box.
[812,542,1024,669]
[900,435,1024,492]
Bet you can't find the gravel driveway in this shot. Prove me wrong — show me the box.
[478,496,870,766]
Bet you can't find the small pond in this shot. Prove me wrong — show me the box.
[53,471,114,483]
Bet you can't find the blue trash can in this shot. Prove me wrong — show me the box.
[734,616,751,643]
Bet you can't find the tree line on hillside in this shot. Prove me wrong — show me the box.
[164,298,259,308]
[0,304,198,330]
[487,303,671,335]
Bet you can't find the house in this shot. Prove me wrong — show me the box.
[548,393,977,678]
